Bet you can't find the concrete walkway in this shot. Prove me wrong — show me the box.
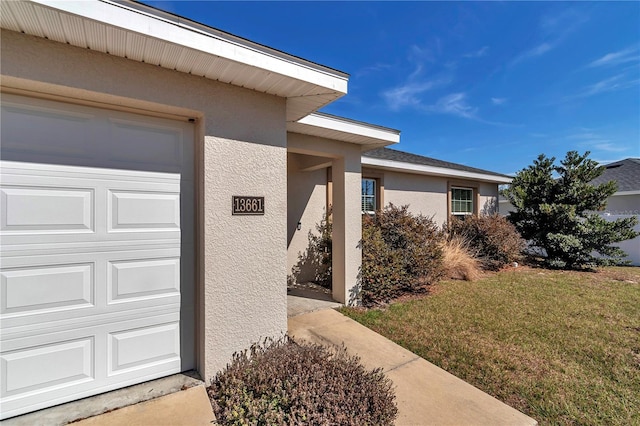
[287,287,342,317]
[14,306,537,425]
[73,385,215,426]
[289,309,538,426]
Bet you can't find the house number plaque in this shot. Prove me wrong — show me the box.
[232,196,265,215]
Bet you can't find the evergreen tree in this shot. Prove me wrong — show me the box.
[502,151,638,269]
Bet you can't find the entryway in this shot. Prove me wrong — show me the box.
[287,282,342,317]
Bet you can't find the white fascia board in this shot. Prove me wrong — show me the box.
[297,114,400,144]
[30,0,348,94]
[362,157,513,184]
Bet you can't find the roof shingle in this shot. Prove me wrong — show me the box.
[590,158,640,192]
[362,147,511,179]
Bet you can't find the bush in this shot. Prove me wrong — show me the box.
[361,204,444,306]
[208,337,397,425]
[288,210,332,288]
[444,214,524,271]
[440,237,481,281]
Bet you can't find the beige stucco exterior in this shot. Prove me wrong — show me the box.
[1,29,288,380]
[378,169,449,223]
[375,168,501,225]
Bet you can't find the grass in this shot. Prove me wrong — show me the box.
[341,266,640,425]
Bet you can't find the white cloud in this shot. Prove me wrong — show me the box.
[355,63,392,78]
[563,130,629,153]
[463,46,489,58]
[510,8,588,67]
[426,92,478,119]
[408,40,441,64]
[510,42,554,66]
[566,131,599,140]
[491,97,507,106]
[592,143,627,153]
[588,46,640,68]
[573,73,640,98]
[381,77,450,110]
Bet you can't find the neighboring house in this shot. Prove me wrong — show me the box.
[590,158,640,266]
[0,1,507,419]
[499,158,640,265]
[589,158,640,214]
[499,158,640,215]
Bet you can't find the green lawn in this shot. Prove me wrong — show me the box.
[341,267,640,425]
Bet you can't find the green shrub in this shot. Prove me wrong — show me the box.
[361,204,444,306]
[208,337,397,425]
[288,210,332,289]
[444,214,524,271]
[502,151,639,269]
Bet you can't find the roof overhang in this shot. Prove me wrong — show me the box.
[287,113,400,148]
[0,0,349,121]
[362,157,513,184]
[614,190,640,196]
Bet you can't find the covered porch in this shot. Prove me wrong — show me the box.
[286,113,400,308]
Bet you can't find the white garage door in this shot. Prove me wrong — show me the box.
[0,94,195,419]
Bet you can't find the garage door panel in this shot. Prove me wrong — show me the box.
[107,119,183,171]
[1,94,193,175]
[1,337,95,397]
[108,322,180,375]
[109,190,180,231]
[1,185,94,234]
[1,263,94,316]
[108,257,180,303]
[0,102,95,161]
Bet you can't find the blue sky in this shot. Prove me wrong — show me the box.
[142,1,639,175]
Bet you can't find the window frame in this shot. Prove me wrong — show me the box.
[361,177,377,215]
[450,186,475,219]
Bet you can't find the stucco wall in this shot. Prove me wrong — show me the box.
[478,182,500,215]
[605,194,640,214]
[1,30,288,380]
[380,170,500,225]
[286,155,328,284]
[381,170,449,224]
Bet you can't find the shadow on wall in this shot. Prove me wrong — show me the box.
[288,210,332,289]
[481,197,498,216]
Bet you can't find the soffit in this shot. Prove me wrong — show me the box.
[0,0,349,121]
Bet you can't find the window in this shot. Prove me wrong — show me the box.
[362,178,376,214]
[451,187,473,218]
